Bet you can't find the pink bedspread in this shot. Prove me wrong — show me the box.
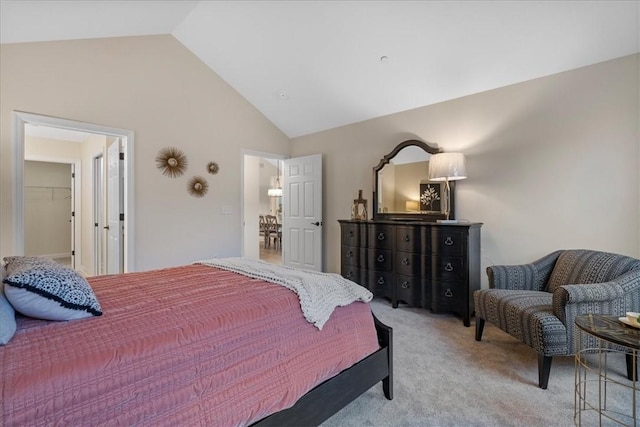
[1,264,379,426]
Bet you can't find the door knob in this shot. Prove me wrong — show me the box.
[311,221,322,226]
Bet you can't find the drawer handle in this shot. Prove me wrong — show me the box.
[377,277,385,285]
[346,250,353,258]
[401,257,409,266]
[444,237,454,246]
[377,233,386,241]
[348,231,354,237]
[444,288,453,298]
[403,235,410,242]
[444,262,454,272]
[346,271,354,279]
[401,281,409,289]
[377,254,385,263]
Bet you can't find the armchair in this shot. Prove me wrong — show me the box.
[474,249,640,389]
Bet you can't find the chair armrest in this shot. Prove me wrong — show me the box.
[486,250,562,291]
[553,280,633,326]
[552,282,627,353]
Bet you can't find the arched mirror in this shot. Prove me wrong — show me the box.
[373,139,454,221]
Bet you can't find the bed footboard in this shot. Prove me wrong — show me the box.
[253,311,393,426]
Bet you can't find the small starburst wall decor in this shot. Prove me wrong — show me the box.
[207,161,220,175]
[155,147,188,178]
[187,176,209,198]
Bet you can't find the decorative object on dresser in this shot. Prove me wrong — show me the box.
[341,139,481,326]
[340,220,481,326]
[427,152,467,223]
[352,189,368,220]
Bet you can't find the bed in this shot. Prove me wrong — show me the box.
[1,257,393,426]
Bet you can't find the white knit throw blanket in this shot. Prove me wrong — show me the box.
[197,257,373,330]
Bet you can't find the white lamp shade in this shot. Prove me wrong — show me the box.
[428,153,467,181]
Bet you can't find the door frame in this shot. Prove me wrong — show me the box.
[12,111,136,272]
[93,154,105,276]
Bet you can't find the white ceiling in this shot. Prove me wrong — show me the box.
[2,1,639,138]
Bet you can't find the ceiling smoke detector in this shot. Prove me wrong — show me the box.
[278,90,289,100]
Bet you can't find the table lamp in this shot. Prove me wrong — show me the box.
[427,152,467,223]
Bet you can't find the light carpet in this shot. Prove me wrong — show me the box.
[321,298,635,426]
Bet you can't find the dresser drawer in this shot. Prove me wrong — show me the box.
[341,245,361,267]
[395,274,422,307]
[368,271,394,298]
[368,224,394,250]
[395,226,427,252]
[432,281,463,309]
[432,229,465,256]
[341,223,363,247]
[367,248,393,271]
[433,256,464,282]
[395,252,429,277]
[341,265,363,285]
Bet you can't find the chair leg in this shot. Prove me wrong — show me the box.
[475,318,485,341]
[626,353,638,381]
[538,355,552,389]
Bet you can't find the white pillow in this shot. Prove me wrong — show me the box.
[3,256,102,321]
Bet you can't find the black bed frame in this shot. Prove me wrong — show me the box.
[252,313,393,426]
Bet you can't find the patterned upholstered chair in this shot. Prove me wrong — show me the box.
[474,249,640,389]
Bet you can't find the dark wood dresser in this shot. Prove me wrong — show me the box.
[339,220,482,326]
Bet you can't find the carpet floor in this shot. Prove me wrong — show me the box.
[321,298,636,426]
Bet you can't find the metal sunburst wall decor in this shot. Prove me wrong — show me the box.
[156,147,188,178]
[187,176,209,198]
[207,161,220,175]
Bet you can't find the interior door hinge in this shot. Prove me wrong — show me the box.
[120,213,124,221]
[119,153,124,160]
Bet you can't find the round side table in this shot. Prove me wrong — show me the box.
[574,314,639,426]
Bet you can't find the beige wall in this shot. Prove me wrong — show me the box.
[2,36,637,279]
[292,54,640,283]
[1,35,291,271]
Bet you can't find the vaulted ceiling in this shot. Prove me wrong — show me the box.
[2,1,638,138]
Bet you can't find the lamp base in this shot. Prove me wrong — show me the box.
[437,219,460,224]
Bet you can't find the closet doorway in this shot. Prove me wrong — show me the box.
[23,160,76,268]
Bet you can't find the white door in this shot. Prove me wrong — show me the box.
[283,154,322,271]
[106,140,123,274]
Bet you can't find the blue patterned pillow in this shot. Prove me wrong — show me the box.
[3,256,102,321]
[0,275,16,345]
